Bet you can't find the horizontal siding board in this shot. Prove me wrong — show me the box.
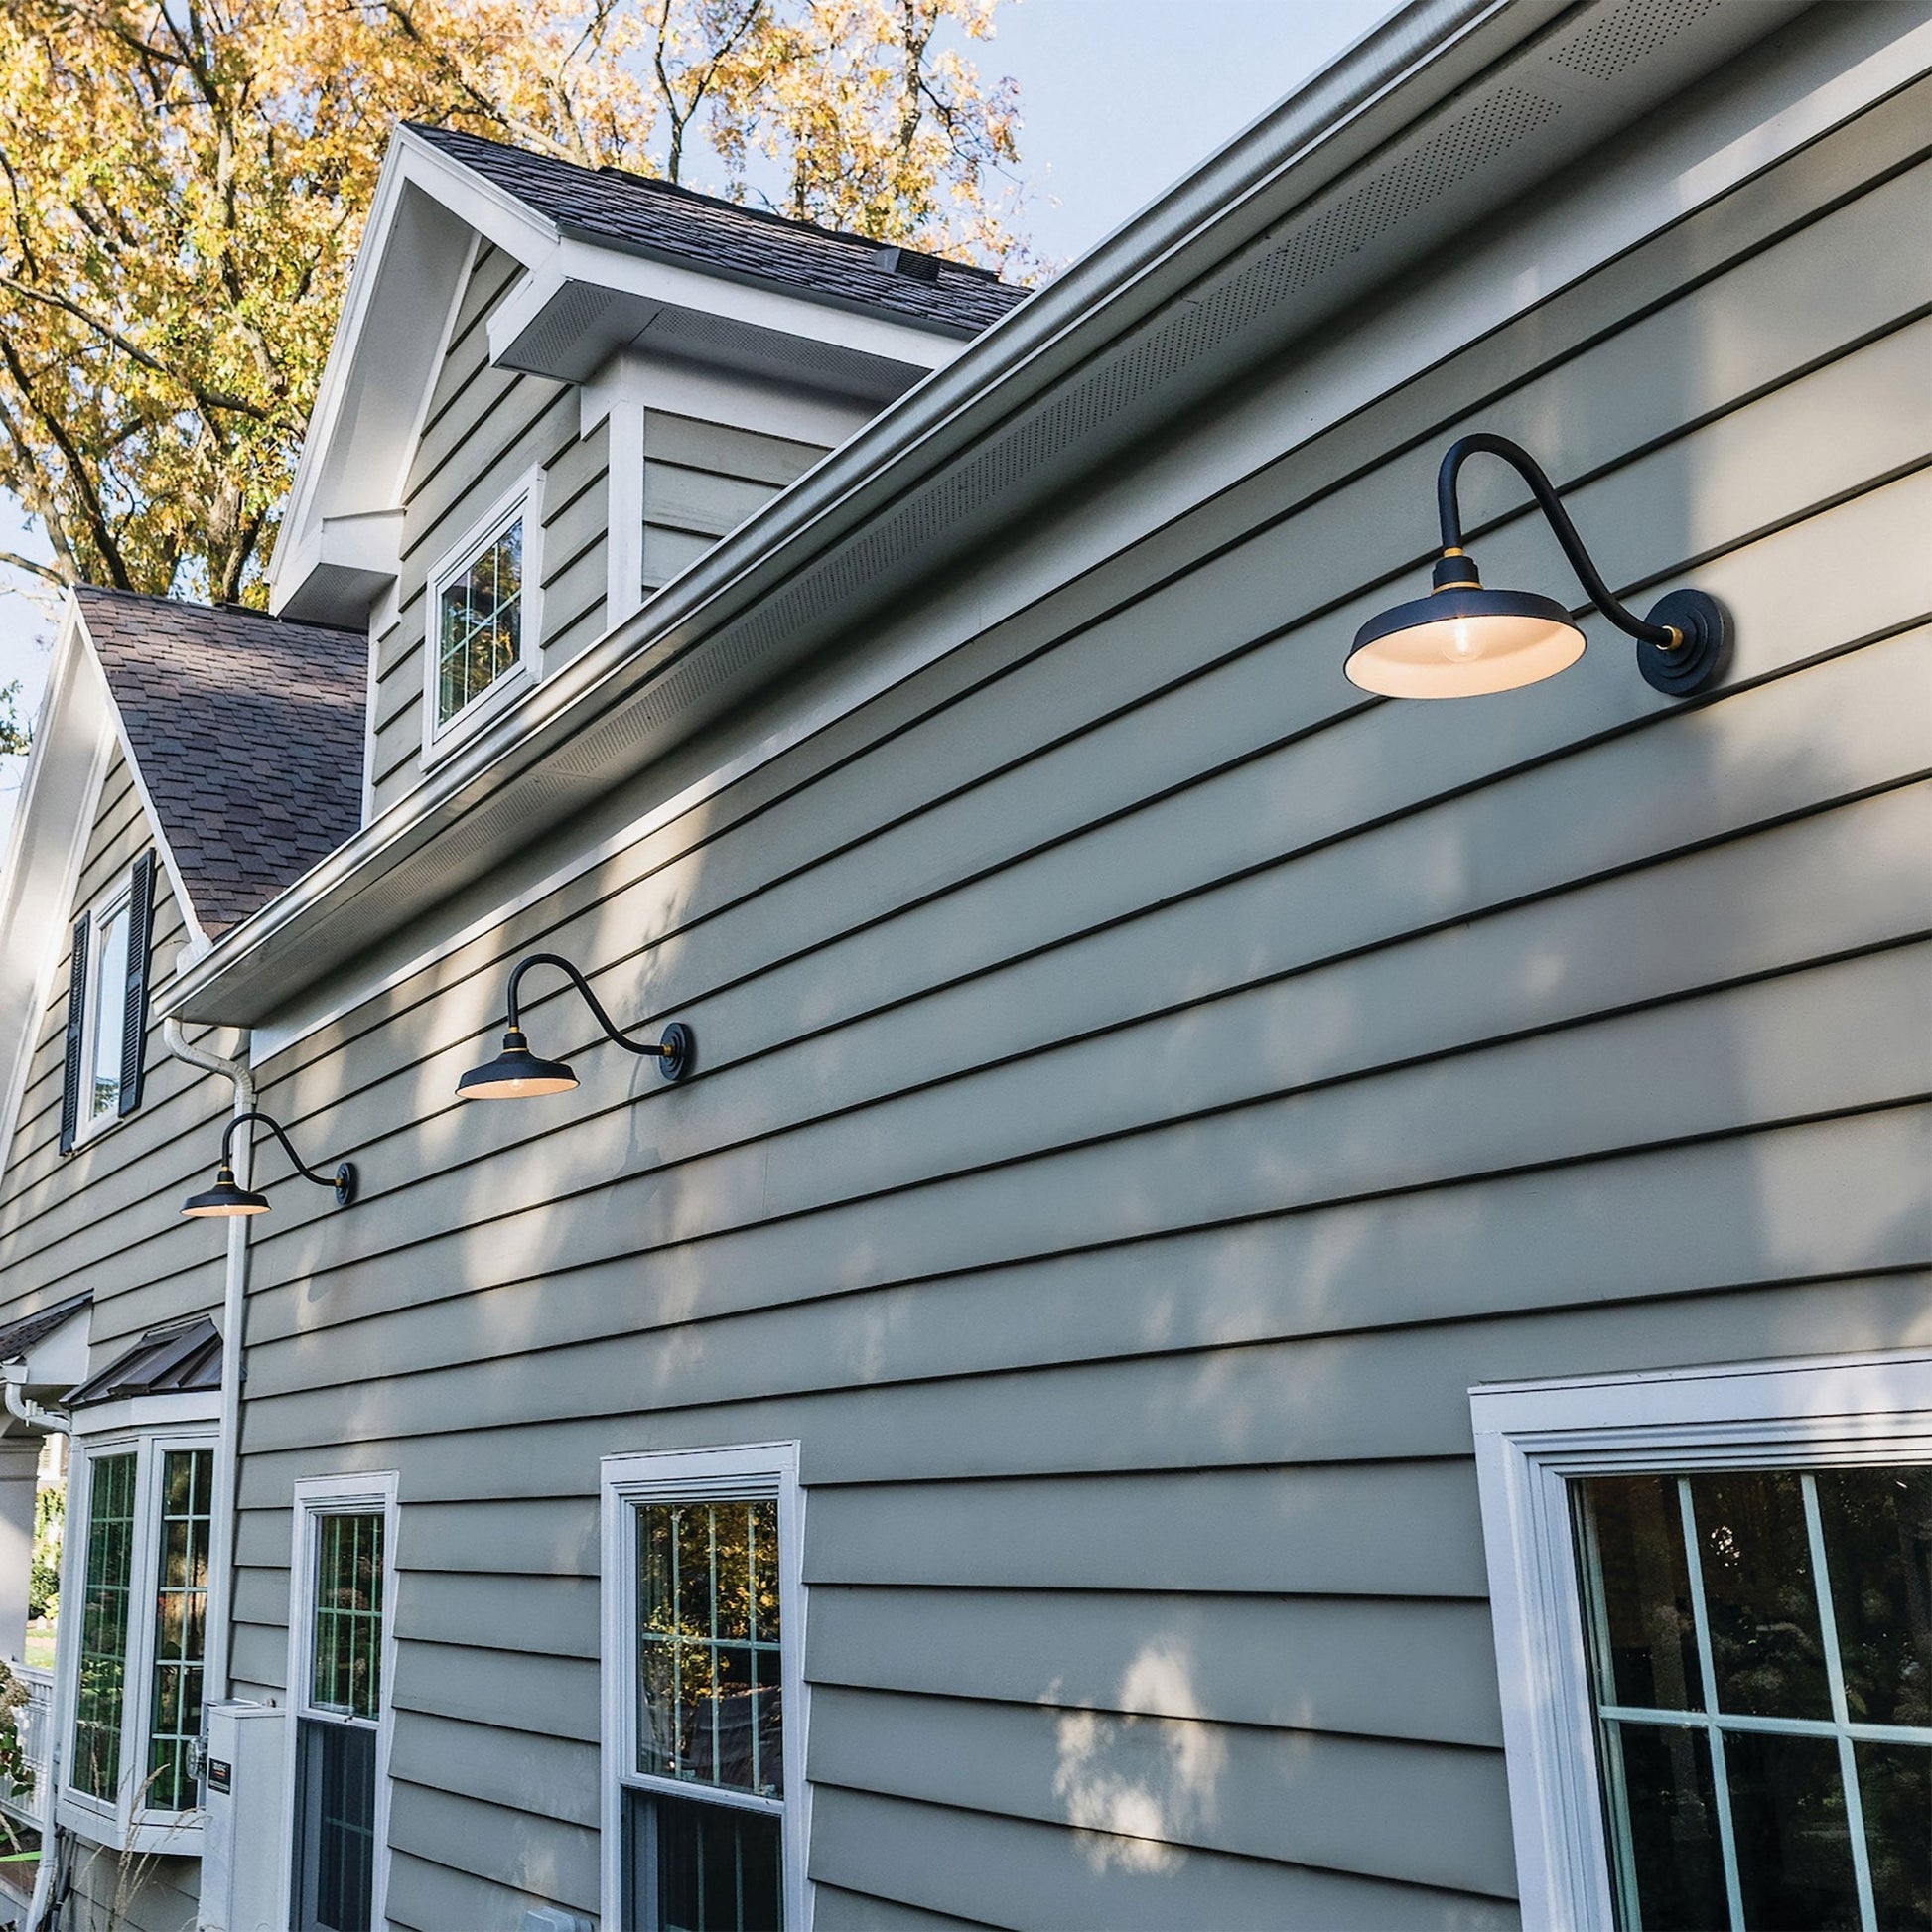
[389,1709,597,1828]
[805,1587,1506,1748]
[643,458,778,538]
[386,1778,599,1915]
[808,1787,1519,1930]
[383,1845,559,1932]
[645,409,825,485]
[813,1883,1001,1930]
[805,1685,1516,1897]
[641,519,717,588]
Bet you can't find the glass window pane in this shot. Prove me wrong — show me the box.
[1578,1475,1703,1711]
[1725,1729,1862,1931]
[1856,1740,1932,1929]
[72,1451,137,1801]
[1816,1467,1932,1729]
[147,1448,213,1811]
[294,1716,376,1932]
[434,517,524,727]
[1690,1470,1831,1720]
[1601,1721,1728,1932]
[89,898,130,1120]
[635,1499,780,1800]
[310,1511,383,1721]
[625,1787,781,1932]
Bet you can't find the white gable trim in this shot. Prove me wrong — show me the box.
[0,606,113,1179]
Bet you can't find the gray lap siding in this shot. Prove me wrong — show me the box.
[223,69,1932,1932]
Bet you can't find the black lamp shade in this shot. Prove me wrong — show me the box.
[182,1165,270,1218]
[1347,584,1585,698]
[457,1030,580,1100]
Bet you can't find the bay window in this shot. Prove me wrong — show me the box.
[58,1425,215,1851]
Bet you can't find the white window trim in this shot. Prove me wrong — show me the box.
[421,470,545,764]
[55,1410,221,1854]
[601,1442,810,1930]
[1470,1347,1932,1932]
[281,1472,400,1932]
[71,867,133,1148]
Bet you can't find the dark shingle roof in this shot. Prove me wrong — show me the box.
[0,1291,90,1364]
[76,589,364,939]
[66,1316,221,1409]
[408,123,1030,336]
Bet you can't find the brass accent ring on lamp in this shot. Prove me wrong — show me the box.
[1345,432,1731,700]
[457,951,694,1100]
[182,1109,356,1217]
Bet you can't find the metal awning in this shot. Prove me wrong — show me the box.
[66,1316,220,1409]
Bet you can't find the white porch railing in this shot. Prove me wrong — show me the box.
[0,1662,52,1827]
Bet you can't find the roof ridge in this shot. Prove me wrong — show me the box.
[403,119,1016,292]
[73,582,362,636]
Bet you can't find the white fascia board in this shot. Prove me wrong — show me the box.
[579,351,874,449]
[0,601,112,1182]
[268,131,547,616]
[489,231,966,380]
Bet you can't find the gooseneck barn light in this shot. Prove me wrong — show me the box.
[182,1110,356,1218]
[1346,432,1730,700]
[457,951,694,1101]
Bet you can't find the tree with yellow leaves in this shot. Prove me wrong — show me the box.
[0,0,1027,608]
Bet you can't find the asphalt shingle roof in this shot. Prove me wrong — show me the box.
[75,588,364,938]
[0,1290,90,1365]
[408,123,1030,335]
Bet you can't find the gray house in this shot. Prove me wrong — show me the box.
[0,1,1927,1929]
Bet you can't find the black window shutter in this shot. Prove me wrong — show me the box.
[118,850,158,1117]
[58,912,90,1155]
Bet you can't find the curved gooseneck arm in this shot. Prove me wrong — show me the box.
[504,951,671,1058]
[1436,433,1677,647]
[218,1110,340,1189]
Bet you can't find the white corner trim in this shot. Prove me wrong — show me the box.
[600,1442,811,1930]
[282,1471,401,1932]
[1471,1349,1932,1932]
[420,469,547,765]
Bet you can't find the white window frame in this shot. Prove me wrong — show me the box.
[1471,1347,1932,1932]
[421,471,544,763]
[72,867,134,1147]
[601,1442,810,1931]
[282,1472,400,1932]
[55,1403,220,1854]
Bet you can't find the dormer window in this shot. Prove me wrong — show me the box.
[424,477,542,754]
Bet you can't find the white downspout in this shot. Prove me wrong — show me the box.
[162,1017,255,1710]
[7,1378,66,1932]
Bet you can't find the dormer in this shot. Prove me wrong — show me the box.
[269,123,1028,824]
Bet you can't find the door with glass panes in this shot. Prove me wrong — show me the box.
[293,1508,386,1932]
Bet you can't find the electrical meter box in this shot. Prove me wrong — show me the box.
[198,1702,288,1932]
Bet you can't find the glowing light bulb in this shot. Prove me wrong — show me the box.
[1441,620,1488,663]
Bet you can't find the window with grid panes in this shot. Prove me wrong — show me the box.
[66,1438,214,1822]
[433,512,525,729]
[147,1448,213,1810]
[1574,1466,1931,1931]
[294,1510,385,1932]
[71,1451,136,1802]
[626,1498,784,1932]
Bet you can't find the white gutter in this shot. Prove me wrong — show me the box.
[162,1019,255,1708]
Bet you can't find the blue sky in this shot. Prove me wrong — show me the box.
[0,0,1391,834]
